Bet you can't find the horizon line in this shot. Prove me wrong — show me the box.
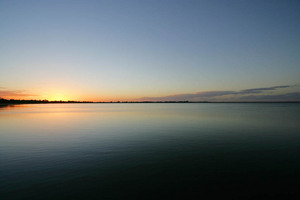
[1,98,299,104]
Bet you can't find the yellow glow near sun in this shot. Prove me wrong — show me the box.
[48,93,68,101]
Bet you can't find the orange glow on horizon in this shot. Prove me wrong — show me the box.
[1,88,142,102]
[1,95,139,102]
[47,93,69,101]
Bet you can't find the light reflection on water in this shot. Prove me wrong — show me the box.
[0,103,300,199]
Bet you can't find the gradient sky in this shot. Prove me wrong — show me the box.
[1,0,299,101]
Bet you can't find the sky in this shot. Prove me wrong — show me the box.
[0,0,299,101]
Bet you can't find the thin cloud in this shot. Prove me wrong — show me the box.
[194,91,236,97]
[238,85,290,94]
[138,91,234,101]
[138,85,296,101]
[138,91,235,101]
[0,89,37,98]
[236,92,300,101]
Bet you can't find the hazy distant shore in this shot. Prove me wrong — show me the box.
[1,99,299,106]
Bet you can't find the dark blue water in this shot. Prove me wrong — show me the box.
[1,103,300,199]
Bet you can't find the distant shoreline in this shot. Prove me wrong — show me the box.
[1,99,300,106]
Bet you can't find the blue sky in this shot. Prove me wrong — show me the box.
[0,0,299,101]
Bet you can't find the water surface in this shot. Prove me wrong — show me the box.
[1,103,300,199]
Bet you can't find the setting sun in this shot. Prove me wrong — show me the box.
[48,93,68,101]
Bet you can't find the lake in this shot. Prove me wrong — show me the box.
[0,103,300,199]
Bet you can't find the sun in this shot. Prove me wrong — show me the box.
[48,93,68,101]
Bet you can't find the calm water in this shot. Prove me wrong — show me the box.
[1,103,300,199]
